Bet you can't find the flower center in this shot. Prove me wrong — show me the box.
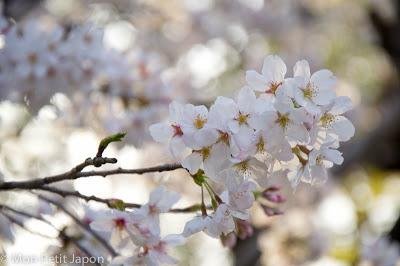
[320,113,336,127]
[303,83,315,99]
[200,147,211,160]
[268,82,282,94]
[218,131,229,145]
[235,160,249,173]
[257,137,265,153]
[237,113,249,125]
[114,218,126,230]
[194,115,207,129]
[276,113,290,129]
[172,124,183,137]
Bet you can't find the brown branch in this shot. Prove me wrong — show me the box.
[36,194,118,257]
[35,186,203,213]
[0,161,183,191]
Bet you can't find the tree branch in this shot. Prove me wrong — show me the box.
[0,162,183,191]
[36,194,118,257]
[35,186,203,213]
[0,205,102,265]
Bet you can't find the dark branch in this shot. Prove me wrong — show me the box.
[0,161,182,191]
[35,186,203,213]
[36,194,118,257]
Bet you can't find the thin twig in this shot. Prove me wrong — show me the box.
[0,211,54,239]
[0,204,102,265]
[35,186,202,212]
[0,162,182,191]
[36,194,118,257]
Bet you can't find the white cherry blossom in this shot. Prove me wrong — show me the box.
[246,55,287,93]
[290,60,337,114]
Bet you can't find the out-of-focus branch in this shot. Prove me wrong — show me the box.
[36,194,118,257]
[34,186,204,213]
[0,205,101,265]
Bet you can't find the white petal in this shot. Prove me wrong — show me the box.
[261,55,287,83]
[245,70,267,92]
[293,87,308,107]
[149,186,164,204]
[237,86,256,114]
[90,219,113,232]
[286,123,309,143]
[169,101,185,122]
[293,59,310,79]
[149,123,174,143]
[331,116,355,141]
[181,152,203,174]
[309,165,328,184]
[169,137,188,160]
[194,128,219,147]
[163,234,186,246]
[330,96,353,115]
[182,217,207,237]
[313,87,336,106]
[310,69,337,93]
[324,149,344,165]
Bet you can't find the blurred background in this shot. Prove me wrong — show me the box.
[0,0,400,265]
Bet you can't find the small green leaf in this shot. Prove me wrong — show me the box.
[96,132,126,157]
[109,199,126,211]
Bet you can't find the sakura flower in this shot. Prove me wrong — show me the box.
[222,175,257,212]
[111,234,185,266]
[181,141,231,179]
[182,215,218,238]
[252,129,293,161]
[318,96,355,142]
[179,103,217,149]
[290,60,337,114]
[227,86,264,133]
[295,141,343,185]
[90,209,137,248]
[246,55,287,93]
[134,186,180,235]
[149,101,188,159]
[210,204,247,236]
[258,99,309,143]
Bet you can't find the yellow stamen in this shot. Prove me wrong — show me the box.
[320,113,336,127]
[276,113,290,129]
[200,147,210,160]
[194,115,207,129]
[237,113,249,125]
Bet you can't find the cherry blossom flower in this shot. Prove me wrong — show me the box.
[111,234,185,266]
[90,209,138,248]
[149,102,189,159]
[290,60,337,114]
[133,186,180,235]
[246,55,287,93]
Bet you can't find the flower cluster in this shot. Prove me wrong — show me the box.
[89,186,185,265]
[0,18,172,146]
[150,55,355,241]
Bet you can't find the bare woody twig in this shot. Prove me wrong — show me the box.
[0,205,101,265]
[0,162,183,191]
[36,194,118,257]
[35,186,203,213]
